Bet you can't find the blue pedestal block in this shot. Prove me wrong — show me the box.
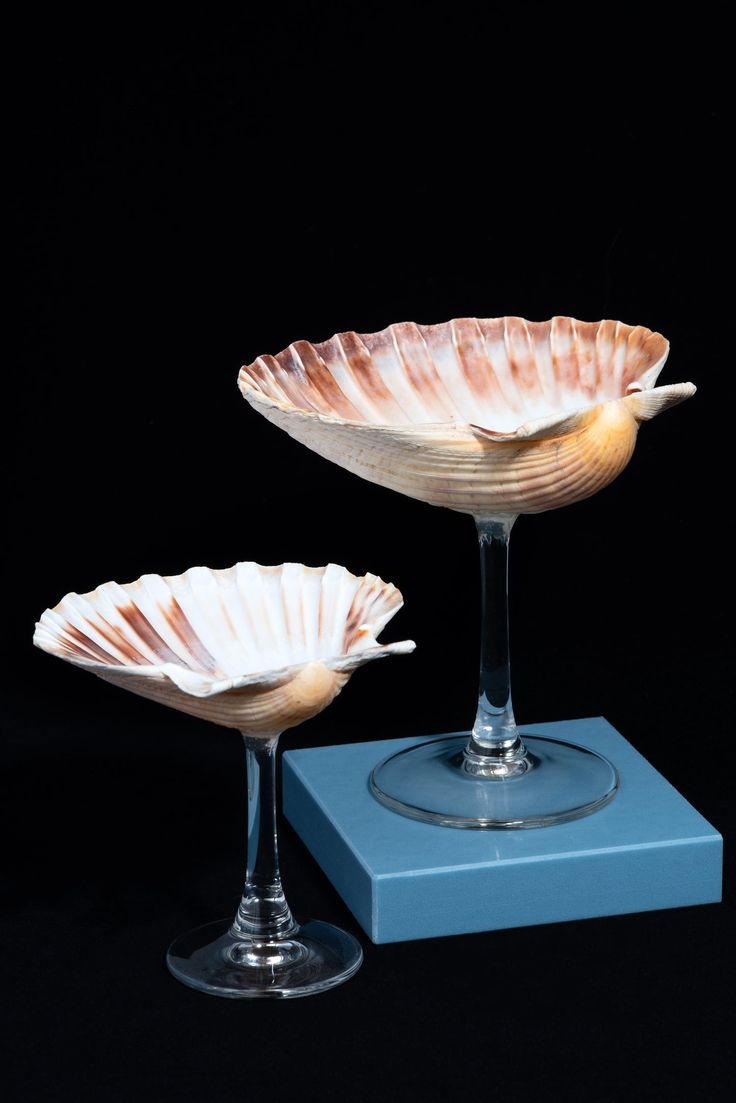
[282,718,722,944]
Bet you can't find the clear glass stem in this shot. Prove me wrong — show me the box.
[465,515,529,776]
[167,732,363,991]
[231,734,299,947]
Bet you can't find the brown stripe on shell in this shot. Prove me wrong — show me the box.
[549,316,579,391]
[621,326,666,390]
[594,319,621,394]
[240,316,671,432]
[68,605,154,666]
[117,602,194,667]
[55,637,94,660]
[451,318,496,400]
[504,317,545,399]
[58,622,125,665]
[342,591,369,651]
[461,318,521,413]
[342,577,400,650]
[161,597,221,674]
[264,353,325,412]
[34,563,412,740]
[389,322,457,420]
[289,340,363,419]
[240,358,292,406]
[333,331,407,420]
[571,319,601,397]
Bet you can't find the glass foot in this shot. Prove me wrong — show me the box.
[370,734,619,828]
[166,918,363,999]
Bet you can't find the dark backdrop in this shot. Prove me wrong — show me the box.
[7,10,733,1102]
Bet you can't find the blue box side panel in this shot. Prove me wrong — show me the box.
[283,721,724,945]
[374,836,723,944]
[282,755,374,936]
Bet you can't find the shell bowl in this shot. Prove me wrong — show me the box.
[239,316,695,516]
[34,561,415,735]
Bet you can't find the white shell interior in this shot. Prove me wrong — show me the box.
[35,562,405,681]
[241,317,670,434]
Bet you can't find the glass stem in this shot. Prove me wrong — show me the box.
[465,515,528,772]
[231,734,298,943]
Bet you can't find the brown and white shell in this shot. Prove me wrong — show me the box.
[238,317,696,516]
[34,562,415,735]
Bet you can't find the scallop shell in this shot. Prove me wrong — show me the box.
[34,562,415,735]
[238,317,696,516]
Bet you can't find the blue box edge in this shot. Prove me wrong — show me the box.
[283,717,723,944]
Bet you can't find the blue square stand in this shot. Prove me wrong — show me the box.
[282,718,722,944]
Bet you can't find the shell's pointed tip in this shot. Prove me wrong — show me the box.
[625,381,698,423]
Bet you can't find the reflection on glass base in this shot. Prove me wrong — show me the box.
[370,734,619,829]
[166,918,362,999]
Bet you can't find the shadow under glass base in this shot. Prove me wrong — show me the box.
[370,734,619,829]
[166,918,363,999]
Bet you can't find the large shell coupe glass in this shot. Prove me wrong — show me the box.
[239,316,695,828]
[34,561,414,996]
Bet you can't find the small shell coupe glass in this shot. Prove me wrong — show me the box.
[34,561,414,997]
[239,316,695,829]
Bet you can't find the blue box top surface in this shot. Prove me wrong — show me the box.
[283,718,721,879]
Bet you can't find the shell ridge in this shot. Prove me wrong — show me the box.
[522,317,550,407]
[342,326,406,421]
[56,595,136,666]
[612,320,627,395]
[332,332,388,422]
[503,316,540,411]
[476,318,523,420]
[46,614,125,666]
[88,593,175,668]
[391,322,456,423]
[570,317,594,396]
[34,562,414,727]
[139,574,220,674]
[271,351,323,413]
[287,343,324,414]
[381,324,428,423]
[253,355,300,410]
[370,324,423,423]
[233,562,264,670]
[163,592,221,674]
[177,568,234,674]
[415,325,466,421]
[238,316,691,516]
[419,320,480,423]
[62,592,151,667]
[289,342,349,419]
[135,574,206,671]
[47,594,132,667]
[258,565,291,670]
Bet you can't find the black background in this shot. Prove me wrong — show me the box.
[7,10,734,1102]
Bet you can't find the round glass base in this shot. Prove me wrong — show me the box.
[370,734,619,829]
[166,918,363,999]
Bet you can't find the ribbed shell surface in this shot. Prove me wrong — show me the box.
[34,562,414,733]
[239,317,695,515]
